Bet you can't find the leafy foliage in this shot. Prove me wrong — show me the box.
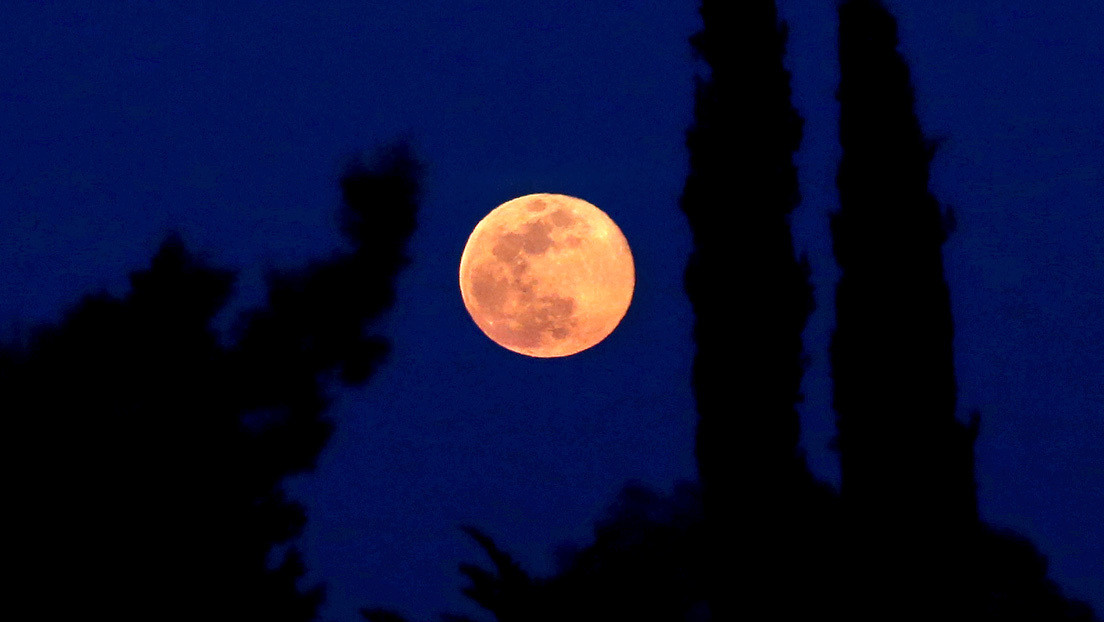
[3,144,420,621]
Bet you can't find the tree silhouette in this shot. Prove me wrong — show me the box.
[680,0,839,618]
[832,0,978,617]
[833,2,1097,620]
[2,143,419,621]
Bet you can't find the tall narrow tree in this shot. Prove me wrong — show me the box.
[832,0,978,616]
[834,4,1101,620]
[680,0,829,618]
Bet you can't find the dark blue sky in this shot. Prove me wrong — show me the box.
[2,1,1100,620]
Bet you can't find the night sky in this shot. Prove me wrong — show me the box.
[2,1,1100,620]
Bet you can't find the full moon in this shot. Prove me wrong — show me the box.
[459,193,635,357]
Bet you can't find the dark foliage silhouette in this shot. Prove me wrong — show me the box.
[833,0,978,617]
[2,144,419,621]
[363,482,709,622]
[833,2,1097,620]
[535,481,710,621]
[680,0,839,618]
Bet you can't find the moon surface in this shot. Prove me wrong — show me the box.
[459,193,635,358]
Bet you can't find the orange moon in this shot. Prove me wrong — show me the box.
[459,193,635,357]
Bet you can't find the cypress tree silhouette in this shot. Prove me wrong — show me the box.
[833,2,1097,620]
[834,0,975,525]
[2,143,419,621]
[832,1,977,616]
[681,0,838,618]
